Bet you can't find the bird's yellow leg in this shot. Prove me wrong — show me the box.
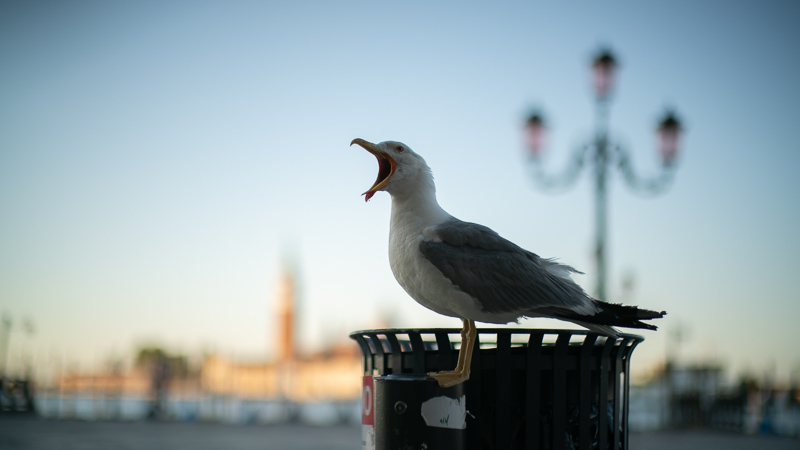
[462,318,477,368]
[428,319,477,388]
[451,319,471,372]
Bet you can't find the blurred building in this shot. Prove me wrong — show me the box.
[200,265,361,401]
[56,264,362,403]
[200,345,360,401]
[629,361,800,438]
[276,265,295,363]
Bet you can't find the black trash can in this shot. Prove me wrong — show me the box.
[350,328,643,450]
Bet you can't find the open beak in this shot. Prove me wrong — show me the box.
[351,138,396,202]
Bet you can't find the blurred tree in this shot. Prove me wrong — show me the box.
[134,346,188,379]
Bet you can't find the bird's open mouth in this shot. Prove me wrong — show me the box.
[351,138,396,201]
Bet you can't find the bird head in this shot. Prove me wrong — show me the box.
[351,138,431,201]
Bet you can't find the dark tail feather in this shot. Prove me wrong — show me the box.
[531,302,666,337]
[587,301,666,331]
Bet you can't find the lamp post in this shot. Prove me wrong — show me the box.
[0,313,11,378]
[524,48,683,302]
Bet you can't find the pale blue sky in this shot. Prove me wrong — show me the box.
[1,1,798,383]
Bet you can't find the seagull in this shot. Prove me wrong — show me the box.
[352,138,665,388]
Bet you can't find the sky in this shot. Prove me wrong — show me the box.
[1,1,799,385]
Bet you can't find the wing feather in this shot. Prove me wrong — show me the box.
[419,220,596,315]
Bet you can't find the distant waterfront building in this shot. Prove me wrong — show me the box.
[56,262,363,404]
[200,345,361,401]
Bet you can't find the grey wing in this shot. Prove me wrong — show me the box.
[420,219,596,315]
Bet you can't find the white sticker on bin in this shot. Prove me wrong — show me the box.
[420,395,467,429]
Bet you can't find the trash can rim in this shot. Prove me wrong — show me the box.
[349,327,644,342]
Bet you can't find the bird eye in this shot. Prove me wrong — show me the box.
[396,146,405,153]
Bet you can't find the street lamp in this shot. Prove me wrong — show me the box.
[591,49,617,99]
[524,48,684,302]
[0,313,11,378]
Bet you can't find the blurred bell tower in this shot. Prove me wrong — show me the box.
[276,266,295,363]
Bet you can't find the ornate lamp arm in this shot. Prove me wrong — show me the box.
[525,143,590,193]
[615,143,677,197]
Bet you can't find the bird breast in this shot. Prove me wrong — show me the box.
[387,208,499,322]
[389,228,464,318]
